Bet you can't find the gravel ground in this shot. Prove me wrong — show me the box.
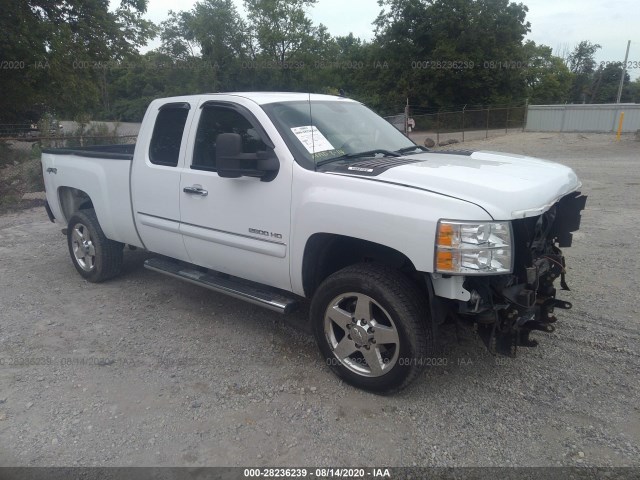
[0,132,638,467]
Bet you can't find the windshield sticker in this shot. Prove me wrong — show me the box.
[291,126,335,154]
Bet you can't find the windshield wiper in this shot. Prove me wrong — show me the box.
[395,145,429,155]
[316,149,401,167]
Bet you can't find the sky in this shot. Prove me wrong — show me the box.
[137,0,639,79]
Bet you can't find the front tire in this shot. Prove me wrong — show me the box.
[67,209,123,283]
[311,264,434,393]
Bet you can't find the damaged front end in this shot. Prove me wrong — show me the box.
[455,192,588,356]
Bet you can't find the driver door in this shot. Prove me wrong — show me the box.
[179,100,292,291]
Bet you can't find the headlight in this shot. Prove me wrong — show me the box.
[435,220,513,275]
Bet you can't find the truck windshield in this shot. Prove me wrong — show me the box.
[261,100,416,169]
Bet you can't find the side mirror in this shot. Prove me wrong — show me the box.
[216,133,279,181]
[216,133,243,178]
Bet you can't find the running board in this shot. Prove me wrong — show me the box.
[144,257,299,314]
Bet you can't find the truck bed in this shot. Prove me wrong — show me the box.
[41,143,143,248]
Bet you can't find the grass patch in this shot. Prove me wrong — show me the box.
[0,142,30,168]
[0,142,45,213]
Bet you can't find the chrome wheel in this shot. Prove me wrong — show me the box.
[71,223,96,272]
[324,292,400,377]
[313,264,433,392]
[66,209,123,282]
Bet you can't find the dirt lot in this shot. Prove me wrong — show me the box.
[0,132,638,467]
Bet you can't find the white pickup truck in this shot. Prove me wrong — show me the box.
[41,92,586,392]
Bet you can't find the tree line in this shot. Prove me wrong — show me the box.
[1,0,638,124]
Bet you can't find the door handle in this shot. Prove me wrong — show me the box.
[183,186,208,196]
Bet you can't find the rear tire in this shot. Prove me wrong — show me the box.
[67,209,123,283]
[311,263,434,393]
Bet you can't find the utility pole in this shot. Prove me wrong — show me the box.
[616,40,631,104]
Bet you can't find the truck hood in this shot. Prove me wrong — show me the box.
[373,150,581,219]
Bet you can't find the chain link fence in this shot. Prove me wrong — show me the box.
[0,122,137,152]
[385,105,527,146]
[4,107,526,152]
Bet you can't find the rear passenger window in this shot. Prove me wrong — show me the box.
[149,104,190,166]
[192,106,267,171]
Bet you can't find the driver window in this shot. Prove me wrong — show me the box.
[192,106,267,171]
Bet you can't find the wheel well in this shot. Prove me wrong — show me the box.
[302,233,421,297]
[58,187,93,222]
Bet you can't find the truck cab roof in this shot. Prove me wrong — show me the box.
[156,92,357,106]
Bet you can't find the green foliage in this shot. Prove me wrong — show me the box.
[160,0,249,90]
[0,0,156,123]
[562,41,636,104]
[370,0,532,109]
[0,1,49,123]
[589,62,630,103]
[567,41,601,75]
[627,79,640,103]
[245,0,317,63]
[2,0,625,126]
[102,51,220,121]
[566,41,601,103]
[522,41,573,104]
